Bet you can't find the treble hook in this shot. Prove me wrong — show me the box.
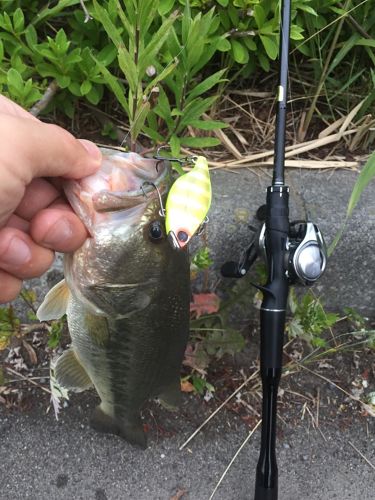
[196,215,210,236]
[141,181,166,217]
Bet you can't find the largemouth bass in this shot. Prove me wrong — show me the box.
[37,148,190,448]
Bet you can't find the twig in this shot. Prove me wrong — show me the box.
[348,441,375,471]
[179,369,259,450]
[29,80,59,117]
[208,420,262,500]
[80,0,93,22]
[4,367,51,395]
[297,363,375,417]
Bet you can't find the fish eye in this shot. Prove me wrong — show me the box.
[177,230,189,243]
[149,221,163,241]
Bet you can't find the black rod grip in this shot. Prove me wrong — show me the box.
[254,485,278,500]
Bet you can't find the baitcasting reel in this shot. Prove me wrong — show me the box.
[222,206,327,288]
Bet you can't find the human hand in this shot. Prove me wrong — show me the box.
[0,95,102,303]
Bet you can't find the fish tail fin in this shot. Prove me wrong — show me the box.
[37,279,70,321]
[158,378,182,410]
[90,406,147,449]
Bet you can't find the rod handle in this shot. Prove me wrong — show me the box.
[254,485,278,500]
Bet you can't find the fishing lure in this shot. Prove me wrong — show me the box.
[165,155,211,250]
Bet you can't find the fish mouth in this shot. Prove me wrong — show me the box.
[91,148,170,213]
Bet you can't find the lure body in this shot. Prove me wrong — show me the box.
[165,155,211,249]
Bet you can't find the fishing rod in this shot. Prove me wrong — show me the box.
[221,0,327,498]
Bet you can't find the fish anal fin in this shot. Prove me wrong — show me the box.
[36,279,70,321]
[158,379,182,410]
[54,349,92,392]
[90,406,147,449]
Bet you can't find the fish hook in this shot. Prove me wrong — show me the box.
[141,181,166,217]
[196,215,210,236]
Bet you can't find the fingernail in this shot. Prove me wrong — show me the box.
[79,139,102,162]
[42,218,73,247]
[1,237,31,266]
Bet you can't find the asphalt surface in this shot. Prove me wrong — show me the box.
[1,167,375,500]
[203,168,375,318]
[1,392,374,500]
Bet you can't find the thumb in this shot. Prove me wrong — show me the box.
[0,115,102,184]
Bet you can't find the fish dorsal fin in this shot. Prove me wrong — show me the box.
[36,279,70,321]
[54,349,92,392]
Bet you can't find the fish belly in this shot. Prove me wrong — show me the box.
[65,256,190,448]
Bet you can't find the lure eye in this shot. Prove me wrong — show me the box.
[149,221,163,241]
[177,231,189,243]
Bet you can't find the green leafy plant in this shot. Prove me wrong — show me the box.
[0,5,114,115]
[287,289,339,348]
[47,318,66,349]
[147,2,228,153]
[0,305,20,351]
[92,0,181,150]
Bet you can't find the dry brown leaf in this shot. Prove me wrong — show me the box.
[180,380,195,393]
[22,340,38,365]
[170,489,187,500]
[190,293,220,318]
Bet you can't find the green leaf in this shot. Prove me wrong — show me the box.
[86,84,103,105]
[244,37,257,51]
[25,25,38,49]
[217,37,231,52]
[131,101,151,143]
[0,40,3,63]
[298,5,317,15]
[0,12,13,32]
[179,96,218,131]
[216,0,229,6]
[231,39,249,64]
[347,151,375,218]
[290,25,304,41]
[55,74,71,88]
[80,80,92,95]
[142,125,164,143]
[68,81,82,97]
[117,45,138,93]
[254,4,266,29]
[13,8,25,33]
[170,134,181,157]
[92,54,129,114]
[258,52,270,72]
[143,59,178,98]
[189,119,227,130]
[356,38,375,48]
[7,68,24,95]
[138,11,177,77]
[96,45,117,66]
[36,62,60,78]
[179,136,220,148]
[260,35,278,60]
[92,0,123,47]
[186,69,227,102]
[158,0,175,16]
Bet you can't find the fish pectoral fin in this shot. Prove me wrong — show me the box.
[36,279,70,321]
[157,379,182,410]
[90,406,147,449]
[54,349,93,392]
